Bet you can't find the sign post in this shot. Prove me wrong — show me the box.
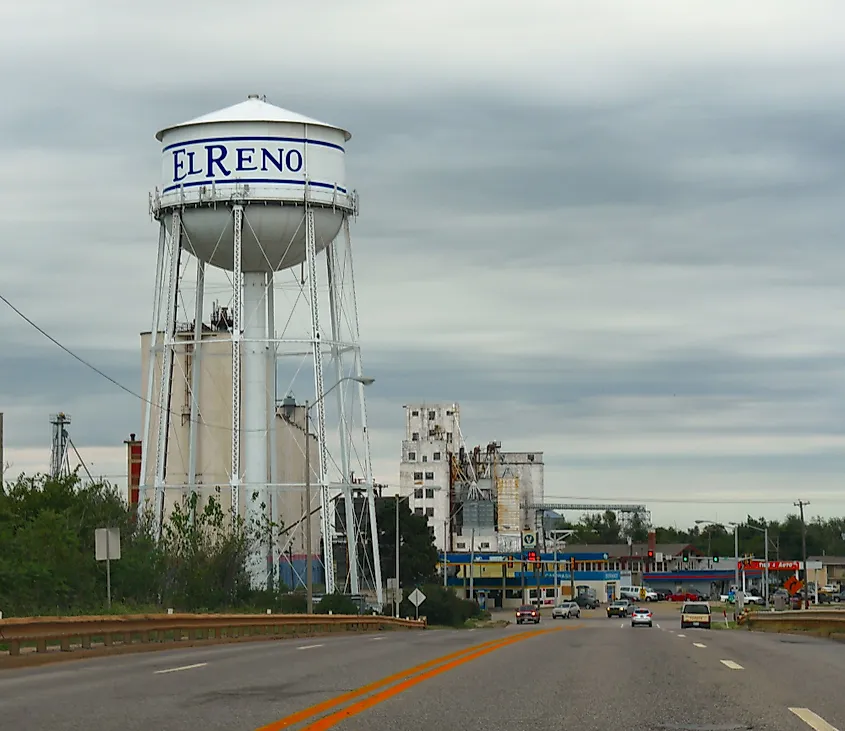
[408,588,426,620]
[95,528,121,609]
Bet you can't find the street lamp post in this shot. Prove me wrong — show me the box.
[695,519,740,600]
[301,375,374,614]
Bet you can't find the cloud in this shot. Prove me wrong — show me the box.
[2,1,845,528]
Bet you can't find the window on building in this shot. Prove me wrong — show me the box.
[528,454,535,462]
[446,432,453,442]
[428,410,435,419]
[422,455,428,462]
[480,542,490,548]
[425,488,435,499]
[412,432,419,441]
[411,410,419,416]
[456,542,466,550]
[425,471,434,480]
[408,451,416,461]
[414,507,424,516]
[414,488,423,499]
[425,507,434,517]
[446,410,453,416]
[433,451,441,461]
[413,471,423,481]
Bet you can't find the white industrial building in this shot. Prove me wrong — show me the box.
[399,403,459,551]
[140,322,321,561]
[398,402,544,553]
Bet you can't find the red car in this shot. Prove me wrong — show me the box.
[515,605,540,624]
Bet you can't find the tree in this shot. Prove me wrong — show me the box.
[376,498,438,590]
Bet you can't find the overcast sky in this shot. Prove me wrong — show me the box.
[2,1,845,529]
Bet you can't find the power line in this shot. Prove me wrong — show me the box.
[546,494,845,506]
[1,292,270,435]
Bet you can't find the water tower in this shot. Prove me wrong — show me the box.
[139,95,383,601]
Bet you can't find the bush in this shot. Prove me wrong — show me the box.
[399,584,484,627]
[314,592,360,615]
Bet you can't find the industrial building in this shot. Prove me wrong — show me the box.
[398,402,545,553]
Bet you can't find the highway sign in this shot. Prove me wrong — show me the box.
[522,531,537,548]
[408,588,426,607]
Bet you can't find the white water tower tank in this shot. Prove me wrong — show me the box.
[154,94,353,273]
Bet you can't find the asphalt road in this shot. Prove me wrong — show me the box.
[2,607,844,731]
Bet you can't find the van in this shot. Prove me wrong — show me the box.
[680,601,711,629]
[620,585,658,602]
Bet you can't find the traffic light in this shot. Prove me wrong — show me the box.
[527,550,537,562]
[534,562,542,572]
[713,555,720,563]
[682,552,689,563]
[507,556,514,569]
[647,550,654,560]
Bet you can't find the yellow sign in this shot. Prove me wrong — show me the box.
[639,587,647,600]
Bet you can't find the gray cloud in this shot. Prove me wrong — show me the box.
[2,1,845,525]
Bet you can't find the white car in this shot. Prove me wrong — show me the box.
[631,607,654,627]
[552,601,581,619]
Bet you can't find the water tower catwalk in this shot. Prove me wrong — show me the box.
[139,95,383,602]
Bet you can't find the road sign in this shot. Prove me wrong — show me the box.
[522,531,536,548]
[639,587,647,600]
[94,527,121,610]
[408,588,426,608]
[784,576,804,596]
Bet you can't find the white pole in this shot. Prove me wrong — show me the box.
[186,261,205,520]
[763,527,769,607]
[242,271,269,590]
[469,527,476,601]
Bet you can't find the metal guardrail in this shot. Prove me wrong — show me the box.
[741,608,845,630]
[0,613,425,657]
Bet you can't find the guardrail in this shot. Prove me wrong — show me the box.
[0,613,425,657]
[741,608,845,635]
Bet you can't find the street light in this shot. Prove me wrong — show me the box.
[295,375,374,614]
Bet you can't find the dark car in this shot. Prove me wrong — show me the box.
[515,604,540,624]
[607,599,631,618]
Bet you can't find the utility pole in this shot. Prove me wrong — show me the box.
[0,411,4,490]
[795,500,810,610]
[469,527,476,602]
[395,493,400,618]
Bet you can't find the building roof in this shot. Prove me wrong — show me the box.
[561,543,699,559]
[809,555,845,566]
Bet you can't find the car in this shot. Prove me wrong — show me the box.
[680,601,712,629]
[575,594,600,609]
[607,599,631,618]
[631,607,653,627]
[552,601,581,620]
[515,605,540,624]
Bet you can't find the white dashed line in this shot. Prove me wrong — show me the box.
[153,662,207,675]
[369,636,384,641]
[677,633,686,638]
[655,623,661,629]
[297,644,324,650]
[620,623,624,629]
[693,642,706,648]
[720,660,744,670]
[789,708,840,731]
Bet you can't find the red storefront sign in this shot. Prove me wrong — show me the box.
[736,559,800,571]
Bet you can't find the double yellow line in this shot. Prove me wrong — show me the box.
[255,626,574,731]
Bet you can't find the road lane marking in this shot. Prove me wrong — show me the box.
[153,662,207,675]
[297,629,561,730]
[369,636,384,641]
[789,708,840,731]
[255,629,563,731]
[677,634,686,637]
[655,623,661,628]
[720,660,744,670]
[693,642,706,648]
[297,644,324,650]
[254,635,521,730]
